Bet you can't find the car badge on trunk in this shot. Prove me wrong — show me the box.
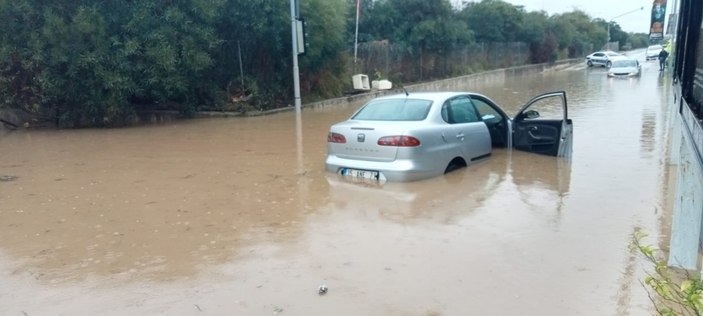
[357,133,365,142]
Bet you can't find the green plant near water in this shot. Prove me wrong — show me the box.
[633,231,703,315]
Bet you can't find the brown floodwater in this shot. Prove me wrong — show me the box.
[0,54,674,315]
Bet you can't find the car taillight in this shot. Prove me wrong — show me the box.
[377,136,421,147]
[327,132,346,143]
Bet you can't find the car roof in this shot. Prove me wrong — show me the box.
[589,50,620,56]
[372,91,467,102]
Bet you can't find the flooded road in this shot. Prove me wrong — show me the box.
[0,54,673,315]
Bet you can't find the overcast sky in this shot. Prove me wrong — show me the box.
[454,0,678,34]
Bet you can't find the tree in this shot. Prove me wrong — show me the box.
[0,0,44,118]
[517,11,554,63]
[461,0,525,43]
[297,0,349,97]
[122,0,225,115]
[628,33,650,49]
[0,0,660,128]
[607,21,629,49]
[353,0,473,80]
[214,0,291,109]
[549,10,604,57]
[0,0,226,126]
[349,0,384,43]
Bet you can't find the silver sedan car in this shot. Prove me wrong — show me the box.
[607,57,641,77]
[325,91,572,182]
[585,51,621,67]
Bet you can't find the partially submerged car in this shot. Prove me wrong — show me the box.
[325,91,572,182]
[607,57,641,77]
[586,51,622,67]
[645,45,663,60]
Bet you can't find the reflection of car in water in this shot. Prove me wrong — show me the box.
[510,150,572,197]
[325,91,572,182]
[325,155,504,221]
[325,149,572,222]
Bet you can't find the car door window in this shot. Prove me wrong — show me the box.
[517,94,565,121]
[471,98,503,124]
[442,97,479,124]
[512,91,571,157]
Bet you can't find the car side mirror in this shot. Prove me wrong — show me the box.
[524,110,540,119]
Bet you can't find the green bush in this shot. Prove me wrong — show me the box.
[633,231,703,315]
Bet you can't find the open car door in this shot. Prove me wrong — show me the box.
[512,91,572,157]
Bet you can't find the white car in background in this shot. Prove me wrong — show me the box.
[646,45,663,60]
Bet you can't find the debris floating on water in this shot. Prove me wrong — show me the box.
[0,175,18,182]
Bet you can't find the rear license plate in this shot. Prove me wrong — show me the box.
[340,168,379,180]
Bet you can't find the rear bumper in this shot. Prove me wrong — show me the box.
[324,155,441,182]
[608,72,640,77]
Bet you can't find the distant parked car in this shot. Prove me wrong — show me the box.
[325,91,572,182]
[586,51,622,67]
[607,57,641,77]
[646,45,663,60]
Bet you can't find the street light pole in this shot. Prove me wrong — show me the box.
[607,7,644,49]
[289,0,302,112]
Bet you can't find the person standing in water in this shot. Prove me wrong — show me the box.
[658,48,669,71]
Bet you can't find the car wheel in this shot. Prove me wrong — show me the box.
[587,60,593,67]
[444,158,467,174]
[606,61,612,68]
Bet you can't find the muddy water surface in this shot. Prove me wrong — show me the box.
[1,56,673,315]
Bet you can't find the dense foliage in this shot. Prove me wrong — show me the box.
[0,0,649,127]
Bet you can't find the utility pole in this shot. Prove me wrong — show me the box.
[289,0,302,112]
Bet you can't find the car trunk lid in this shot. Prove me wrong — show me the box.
[329,121,414,162]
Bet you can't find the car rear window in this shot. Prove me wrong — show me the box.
[613,60,637,67]
[352,99,432,121]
